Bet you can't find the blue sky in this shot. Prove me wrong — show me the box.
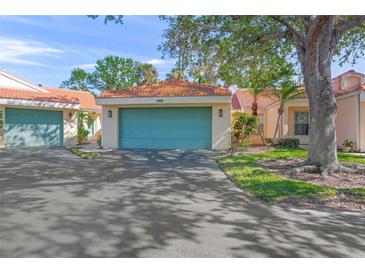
[0,15,364,88]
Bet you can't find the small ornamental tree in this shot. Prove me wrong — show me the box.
[77,111,89,145]
[231,112,259,148]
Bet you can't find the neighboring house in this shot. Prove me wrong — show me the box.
[96,80,232,150]
[0,70,101,148]
[44,87,101,143]
[231,70,365,151]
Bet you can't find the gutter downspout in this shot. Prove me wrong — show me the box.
[356,93,361,151]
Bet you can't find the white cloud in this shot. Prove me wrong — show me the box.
[0,37,64,66]
[146,58,174,66]
[75,63,95,70]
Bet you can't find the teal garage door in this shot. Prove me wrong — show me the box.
[5,108,63,147]
[119,107,212,149]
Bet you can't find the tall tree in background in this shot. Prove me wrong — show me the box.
[61,56,159,93]
[60,68,92,92]
[89,56,141,91]
[165,68,186,81]
[160,16,365,175]
[136,63,159,85]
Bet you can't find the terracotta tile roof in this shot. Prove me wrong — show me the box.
[45,87,101,111]
[231,93,242,110]
[334,84,365,97]
[0,87,79,104]
[98,80,231,98]
[332,69,364,80]
[235,89,278,108]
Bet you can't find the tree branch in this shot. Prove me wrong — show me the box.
[330,16,365,51]
[271,16,306,46]
[337,16,365,36]
[259,31,290,41]
[307,16,333,47]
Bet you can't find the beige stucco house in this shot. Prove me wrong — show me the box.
[0,70,101,148]
[231,70,365,151]
[96,80,231,150]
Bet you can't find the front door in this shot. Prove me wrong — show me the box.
[294,111,309,144]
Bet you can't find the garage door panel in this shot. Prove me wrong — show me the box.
[5,108,63,147]
[119,108,212,149]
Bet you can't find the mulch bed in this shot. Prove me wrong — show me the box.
[258,158,365,211]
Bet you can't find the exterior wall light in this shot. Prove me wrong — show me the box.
[219,109,223,117]
[68,111,73,119]
[108,110,112,118]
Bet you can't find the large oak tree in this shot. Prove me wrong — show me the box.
[160,16,365,175]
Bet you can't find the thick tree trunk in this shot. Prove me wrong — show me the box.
[251,99,267,146]
[302,52,339,175]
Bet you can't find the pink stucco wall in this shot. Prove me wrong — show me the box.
[336,95,358,148]
[332,79,341,91]
[360,102,365,151]
[345,76,362,89]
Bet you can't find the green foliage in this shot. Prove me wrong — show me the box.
[218,152,336,202]
[60,68,93,93]
[136,63,159,85]
[342,139,354,147]
[61,56,159,92]
[87,15,123,25]
[69,147,101,159]
[253,148,365,165]
[165,68,186,81]
[218,149,365,202]
[276,138,300,149]
[160,16,365,87]
[77,127,89,145]
[231,112,259,148]
[338,153,365,165]
[77,111,89,145]
[90,56,140,91]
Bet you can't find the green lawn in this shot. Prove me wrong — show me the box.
[69,147,101,159]
[218,149,365,202]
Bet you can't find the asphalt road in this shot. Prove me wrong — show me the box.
[1,148,364,257]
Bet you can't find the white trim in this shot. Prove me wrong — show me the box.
[337,91,361,100]
[82,108,102,113]
[96,96,231,106]
[0,98,80,110]
[0,70,49,93]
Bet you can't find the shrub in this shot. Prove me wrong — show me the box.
[96,130,102,146]
[343,139,354,147]
[231,112,259,148]
[77,127,89,145]
[276,138,300,149]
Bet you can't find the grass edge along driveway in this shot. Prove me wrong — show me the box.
[218,149,365,203]
[69,147,101,159]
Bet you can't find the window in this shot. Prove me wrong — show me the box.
[294,111,309,136]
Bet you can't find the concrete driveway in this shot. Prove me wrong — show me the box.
[0,148,364,257]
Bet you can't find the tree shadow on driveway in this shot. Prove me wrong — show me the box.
[0,148,364,257]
